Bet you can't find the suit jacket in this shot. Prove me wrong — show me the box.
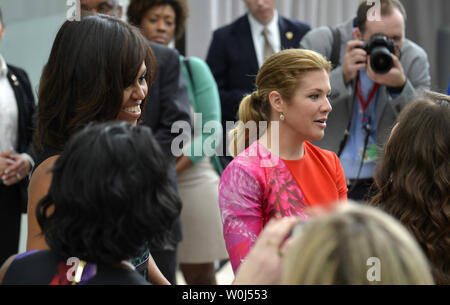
[143,42,191,249]
[300,19,431,154]
[143,42,191,157]
[6,64,36,213]
[206,14,310,128]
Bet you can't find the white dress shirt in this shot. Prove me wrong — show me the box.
[247,10,281,68]
[0,54,34,170]
[0,54,19,154]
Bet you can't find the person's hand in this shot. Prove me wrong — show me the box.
[1,152,32,186]
[233,216,302,285]
[0,150,14,174]
[175,154,193,176]
[366,54,406,88]
[0,150,15,185]
[342,40,367,84]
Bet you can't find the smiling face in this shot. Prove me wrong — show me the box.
[278,69,332,142]
[140,4,176,45]
[117,61,148,124]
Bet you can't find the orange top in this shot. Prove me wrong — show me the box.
[282,142,348,207]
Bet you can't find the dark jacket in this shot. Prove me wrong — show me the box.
[143,42,191,250]
[6,64,36,213]
[206,14,310,126]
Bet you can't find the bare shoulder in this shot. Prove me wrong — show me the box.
[28,155,59,206]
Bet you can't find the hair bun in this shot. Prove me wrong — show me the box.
[251,91,261,103]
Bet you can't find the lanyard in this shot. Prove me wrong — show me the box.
[356,77,379,123]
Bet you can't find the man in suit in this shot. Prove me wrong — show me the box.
[0,8,36,265]
[300,0,430,200]
[81,0,191,284]
[206,0,310,167]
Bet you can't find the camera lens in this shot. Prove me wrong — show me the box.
[370,46,393,74]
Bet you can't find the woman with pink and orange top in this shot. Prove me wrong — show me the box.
[219,49,348,273]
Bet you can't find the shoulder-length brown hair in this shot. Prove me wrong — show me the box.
[370,92,450,285]
[35,14,156,153]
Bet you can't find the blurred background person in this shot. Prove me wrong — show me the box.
[26,14,178,285]
[370,92,450,285]
[206,0,311,169]
[0,7,35,266]
[220,49,347,274]
[1,122,180,285]
[281,203,434,284]
[300,0,430,201]
[234,203,434,285]
[80,0,123,16]
[81,0,191,284]
[127,0,229,285]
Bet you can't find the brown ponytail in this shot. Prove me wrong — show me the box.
[228,48,331,157]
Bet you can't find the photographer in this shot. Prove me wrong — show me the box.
[300,0,430,201]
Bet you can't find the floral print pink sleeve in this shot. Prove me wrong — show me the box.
[218,142,310,273]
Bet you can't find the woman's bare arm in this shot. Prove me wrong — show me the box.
[26,156,59,251]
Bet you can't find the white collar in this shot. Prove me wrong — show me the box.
[247,10,279,35]
[0,54,8,79]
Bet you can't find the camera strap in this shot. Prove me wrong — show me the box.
[328,26,341,70]
[337,75,378,157]
[347,118,372,194]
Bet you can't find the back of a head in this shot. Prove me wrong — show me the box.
[281,202,434,285]
[36,122,181,265]
[229,49,331,157]
[371,92,450,284]
[35,14,156,153]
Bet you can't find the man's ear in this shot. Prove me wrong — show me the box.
[0,26,5,41]
[268,90,285,113]
[353,27,362,40]
[117,5,123,18]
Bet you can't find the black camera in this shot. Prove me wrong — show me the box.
[357,33,396,74]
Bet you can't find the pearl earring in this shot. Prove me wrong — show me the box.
[280,113,285,121]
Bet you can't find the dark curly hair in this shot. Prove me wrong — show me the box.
[36,122,182,265]
[35,14,157,153]
[370,92,450,284]
[127,0,189,40]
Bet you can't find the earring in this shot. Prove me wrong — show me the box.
[280,113,285,121]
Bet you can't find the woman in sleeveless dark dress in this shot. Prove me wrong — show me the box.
[23,15,180,284]
[0,122,180,284]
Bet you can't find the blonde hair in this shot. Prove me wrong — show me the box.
[282,202,434,285]
[229,49,331,157]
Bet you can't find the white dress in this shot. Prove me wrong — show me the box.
[176,157,228,263]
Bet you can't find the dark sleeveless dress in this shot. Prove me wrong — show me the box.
[32,148,150,279]
[2,250,149,285]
